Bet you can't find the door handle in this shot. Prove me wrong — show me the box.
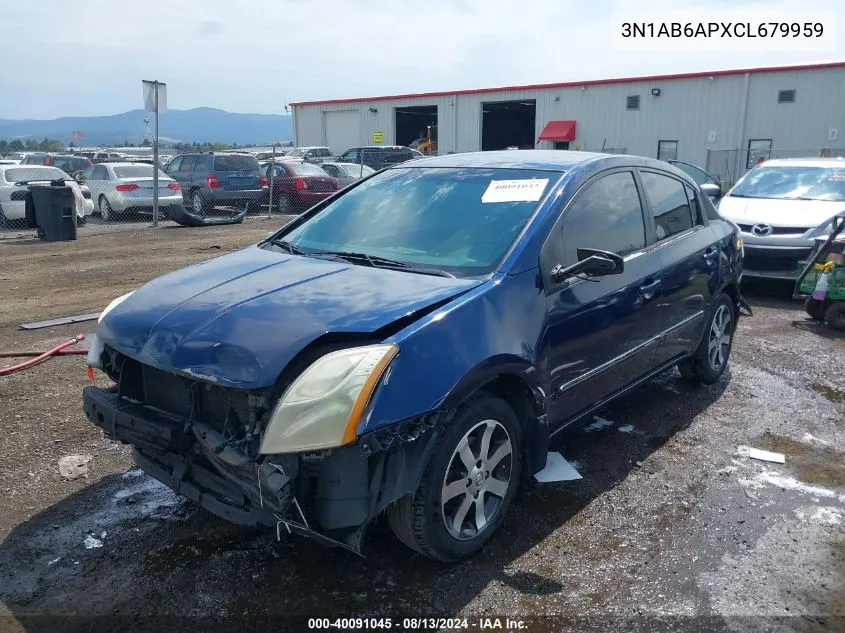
[704,246,718,265]
[638,279,662,299]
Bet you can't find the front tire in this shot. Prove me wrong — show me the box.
[678,293,735,384]
[805,297,827,321]
[387,393,522,562]
[824,302,845,331]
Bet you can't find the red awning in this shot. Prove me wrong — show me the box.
[538,120,576,141]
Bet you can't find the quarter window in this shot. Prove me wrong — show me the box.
[558,171,646,266]
[641,172,695,240]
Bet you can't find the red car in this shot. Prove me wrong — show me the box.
[262,161,341,213]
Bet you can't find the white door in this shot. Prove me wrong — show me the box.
[323,110,361,156]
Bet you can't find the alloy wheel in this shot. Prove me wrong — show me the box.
[708,304,732,372]
[441,419,513,541]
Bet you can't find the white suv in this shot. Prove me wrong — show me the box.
[717,158,845,279]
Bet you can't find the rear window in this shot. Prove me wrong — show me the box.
[289,162,330,176]
[113,165,159,179]
[53,157,89,172]
[3,167,69,183]
[213,155,260,173]
[312,148,332,157]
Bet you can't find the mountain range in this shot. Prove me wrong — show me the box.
[0,108,293,146]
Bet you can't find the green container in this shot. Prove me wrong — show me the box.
[797,261,845,300]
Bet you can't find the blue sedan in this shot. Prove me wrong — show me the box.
[83,150,745,561]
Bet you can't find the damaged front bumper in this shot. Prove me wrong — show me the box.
[82,385,438,553]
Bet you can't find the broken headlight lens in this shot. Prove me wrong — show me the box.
[259,344,399,454]
[86,291,135,369]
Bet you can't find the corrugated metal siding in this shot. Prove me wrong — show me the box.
[292,67,844,164]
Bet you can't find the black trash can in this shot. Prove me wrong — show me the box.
[27,180,77,241]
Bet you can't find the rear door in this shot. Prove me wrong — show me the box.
[542,169,665,426]
[638,169,716,363]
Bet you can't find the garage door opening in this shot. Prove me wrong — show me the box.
[395,105,438,151]
[482,100,536,151]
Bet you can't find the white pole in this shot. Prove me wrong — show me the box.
[152,81,160,227]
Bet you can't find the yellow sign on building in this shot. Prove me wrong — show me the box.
[372,131,384,143]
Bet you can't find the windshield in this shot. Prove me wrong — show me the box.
[340,164,374,177]
[731,165,845,201]
[113,165,168,179]
[3,167,69,183]
[273,167,557,277]
[287,148,306,157]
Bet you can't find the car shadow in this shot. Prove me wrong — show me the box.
[0,370,728,630]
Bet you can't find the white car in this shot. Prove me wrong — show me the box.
[77,162,182,221]
[0,165,94,227]
[717,158,845,279]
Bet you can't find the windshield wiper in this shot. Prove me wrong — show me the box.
[310,250,457,278]
[269,238,310,255]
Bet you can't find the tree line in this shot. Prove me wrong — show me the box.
[1,139,244,154]
[0,138,65,153]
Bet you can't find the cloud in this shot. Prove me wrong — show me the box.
[0,0,842,119]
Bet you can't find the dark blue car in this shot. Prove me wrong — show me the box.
[83,151,745,561]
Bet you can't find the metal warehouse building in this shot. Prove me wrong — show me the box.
[291,61,845,182]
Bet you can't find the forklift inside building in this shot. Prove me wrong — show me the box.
[481,100,536,151]
[395,105,438,149]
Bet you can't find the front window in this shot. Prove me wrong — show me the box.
[730,165,845,202]
[270,167,558,277]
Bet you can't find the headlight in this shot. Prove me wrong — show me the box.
[259,344,399,454]
[86,291,135,368]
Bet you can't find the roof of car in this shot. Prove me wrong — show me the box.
[752,157,845,167]
[397,150,610,170]
[102,162,157,167]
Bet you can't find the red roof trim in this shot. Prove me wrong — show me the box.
[290,60,845,107]
[538,120,576,141]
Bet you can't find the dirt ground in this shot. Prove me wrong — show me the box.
[0,224,843,633]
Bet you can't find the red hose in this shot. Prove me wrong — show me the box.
[0,349,88,358]
[0,335,86,376]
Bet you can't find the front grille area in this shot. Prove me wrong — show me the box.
[743,247,811,272]
[103,346,270,445]
[738,223,811,235]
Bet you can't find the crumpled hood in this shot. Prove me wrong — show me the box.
[718,195,842,227]
[97,246,481,387]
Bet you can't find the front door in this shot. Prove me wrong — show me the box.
[541,169,666,427]
[638,170,716,363]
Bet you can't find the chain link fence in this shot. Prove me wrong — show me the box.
[0,146,316,240]
[705,147,845,191]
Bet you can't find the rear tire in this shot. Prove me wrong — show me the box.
[276,195,292,214]
[387,392,522,562]
[805,297,827,321]
[98,196,113,222]
[677,293,735,384]
[192,190,208,216]
[824,302,845,331]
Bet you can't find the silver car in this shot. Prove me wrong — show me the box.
[78,162,182,221]
[319,161,375,187]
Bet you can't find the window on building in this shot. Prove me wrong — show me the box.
[640,171,695,241]
[626,95,640,110]
[558,171,646,266]
[777,89,796,103]
[657,140,678,161]
[746,139,772,169]
[553,141,570,150]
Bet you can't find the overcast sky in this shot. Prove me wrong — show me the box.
[0,0,842,120]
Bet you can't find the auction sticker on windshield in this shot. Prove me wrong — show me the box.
[481,179,549,203]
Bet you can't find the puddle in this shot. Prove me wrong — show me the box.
[756,433,845,488]
[810,382,845,404]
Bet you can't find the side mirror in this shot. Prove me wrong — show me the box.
[700,183,721,201]
[551,248,624,282]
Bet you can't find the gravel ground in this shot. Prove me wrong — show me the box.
[0,225,843,633]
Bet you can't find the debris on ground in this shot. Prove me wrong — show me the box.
[58,454,92,480]
[20,313,100,330]
[534,452,582,483]
[748,447,786,464]
[83,534,103,549]
[618,424,636,434]
[584,416,614,432]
